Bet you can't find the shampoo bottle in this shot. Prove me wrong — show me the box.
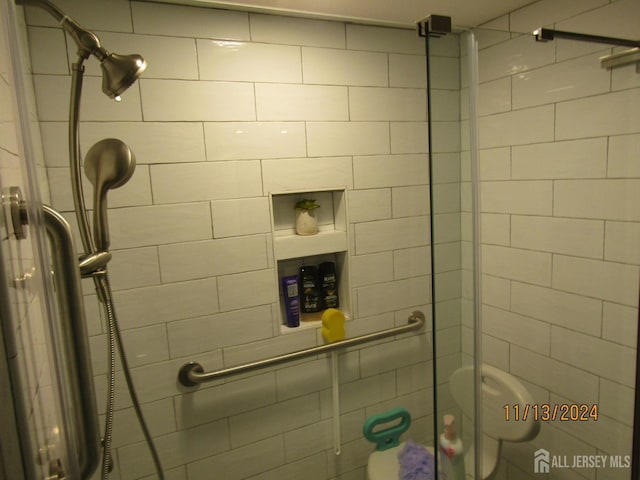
[439,414,465,480]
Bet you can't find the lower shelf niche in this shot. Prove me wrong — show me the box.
[277,251,350,333]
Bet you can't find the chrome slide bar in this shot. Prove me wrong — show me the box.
[43,205,101,479]
[178,310,426,387]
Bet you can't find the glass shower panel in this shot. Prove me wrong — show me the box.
[472,23,639,480]
[428,29,479,479]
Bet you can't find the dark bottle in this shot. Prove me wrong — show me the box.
[319,261,339,309]
[299,265,321,313]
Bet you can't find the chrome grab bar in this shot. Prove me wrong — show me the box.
[43,205,101,479]
[178,310,426,387]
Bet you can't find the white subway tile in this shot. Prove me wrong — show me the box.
[108,202,213,248]
[211,197,271,238]
[119,419,230,478]
[113,278,219,329]
[551,327,635,387]
[479,105,555,148]
[25,0,133,32]
[511,215,604,259]
[132,2,249,39]
[217,269,276,311]
[250,13,345,48]
[556,0,640,44]
[33,76,142,122]
[556,89,640,140]
[390,122,429,154]
[431,89,460,122]
[478,34,555,83]
[350,252,394,287]
[608,134,640,178]
[347,24,423,54]
[599,379,634,427]
[483,305,550,354]
[302,47,388,86]
[262,156,353,193]
[350,87,426,121]
[391,184,432,218]
[188,436,284,480]
[481,274,510,310]
[223,328,316,367]
[510,346,599,404]
[513,52,611,109]
[430,34,460,58]
[174,371,275,428]
[512,138,607,179]
[168,305,273,359]
[431,121,461,153]
[204,122,306,161]
[325,372,397,415]
[478,78,511,116]
[481,213,510,246]
[481,180,552,215]
[230,393,320,446]
[107,247,161,291]
[554,179,640,221]
[395,246,431,279]
[27,27,68,74]
[482,245,552,286]
[431,153,461,184]
[109,398,176,448]
[389,54,427,88]
[307,122,390,157]
[348,189,391,223]
[602,302,638,348]
[612,60,640,91]
[511,282,602,336]
[257,453,327,480]
[255,83,348,121]
[552,255,640,306]
[41,121,207,167]
[353,154,428,189]
[435,270,461,302]
[430,184,459,215]
[433,213,461,244]
[140,79,255,121]
[605,221,640,265]
[159,236,268,283]
[360,334,430,377]
[556,38,608,62]
[482,334,509,371]
[198,39,301,83]
[474,28,511,50]
[355,216,429,254]
[429,56,460,90]
[357,276,431,318]
[151,161,262,204]
[509,0,608,34]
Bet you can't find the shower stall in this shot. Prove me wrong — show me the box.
[0,0,638,479]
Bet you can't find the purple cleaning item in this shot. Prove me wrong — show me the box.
[397,440,435,480]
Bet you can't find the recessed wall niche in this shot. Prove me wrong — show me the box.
[269,188,351,332]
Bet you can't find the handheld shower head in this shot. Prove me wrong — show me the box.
[84,139,136,252]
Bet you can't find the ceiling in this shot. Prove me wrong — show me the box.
[154,0,537,28]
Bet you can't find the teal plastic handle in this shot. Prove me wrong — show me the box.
[363,408,412,451]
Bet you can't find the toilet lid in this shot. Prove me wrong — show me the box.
[367,443,435,480]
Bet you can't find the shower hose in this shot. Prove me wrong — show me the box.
[95,273,165,480]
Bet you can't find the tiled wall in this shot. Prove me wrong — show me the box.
[24,1,441,478]
[476,0,640,478]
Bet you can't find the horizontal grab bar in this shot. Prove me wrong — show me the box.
[178,310,426,387]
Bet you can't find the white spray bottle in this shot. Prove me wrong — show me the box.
[439,414,466,480]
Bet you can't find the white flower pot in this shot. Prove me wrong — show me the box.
[295,209,318,235]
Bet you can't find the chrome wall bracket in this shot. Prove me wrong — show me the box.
[1,186,29,240]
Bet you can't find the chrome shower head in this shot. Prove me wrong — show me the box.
[16,0,146,99]
[100,53,147,100]
[84,139,136,252]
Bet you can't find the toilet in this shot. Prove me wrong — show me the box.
[365,364,539,480]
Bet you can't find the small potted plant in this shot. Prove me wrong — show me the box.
[294,198,320,235]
